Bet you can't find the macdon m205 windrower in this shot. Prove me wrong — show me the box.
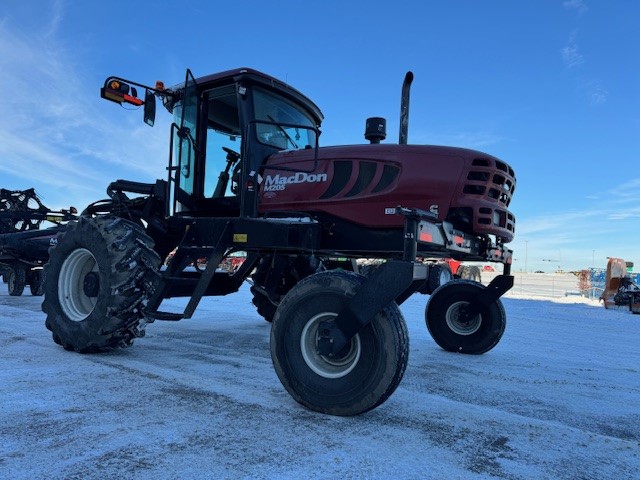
[42,68,516,416]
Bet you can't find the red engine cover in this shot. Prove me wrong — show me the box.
[258,144,515,242]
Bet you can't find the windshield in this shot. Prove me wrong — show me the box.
[253,87,318,151]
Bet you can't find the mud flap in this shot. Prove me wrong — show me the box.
[316,260,426,356]
[455,274,514,323]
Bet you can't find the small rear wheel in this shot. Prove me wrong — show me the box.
[271,270,409,416]
[426,280,506,354]
[29,269,44,296]
[8,267,26,296]
[423,263,453,294]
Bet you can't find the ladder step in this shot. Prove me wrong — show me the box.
[145,310,184,321]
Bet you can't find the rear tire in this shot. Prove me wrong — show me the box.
[251,254,318,322]
[8,267,26,296]
[42,216,161,353]
[271,271,409,416]
[250,256,279,322]
[426,280,506,354]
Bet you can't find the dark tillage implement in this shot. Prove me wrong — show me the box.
[42,68,516,415]
[0,189,76,296]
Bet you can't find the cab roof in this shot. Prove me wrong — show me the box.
[193,67,324,125]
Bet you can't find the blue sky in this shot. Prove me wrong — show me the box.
[1,0,638,273]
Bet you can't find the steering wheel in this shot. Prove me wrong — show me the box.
[222,147,242,194]
[222,146,240,164]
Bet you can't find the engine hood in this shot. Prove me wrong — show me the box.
[259,144,516,242]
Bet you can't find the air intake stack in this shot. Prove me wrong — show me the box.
[364,117,387,144]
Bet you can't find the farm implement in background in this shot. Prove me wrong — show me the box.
[599,257,640,314]
[0,189,76,296]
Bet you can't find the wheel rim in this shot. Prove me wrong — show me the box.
[58,248,99,322]
[300,312,361,379]
[445,301,482,335]
[440,269,452,286]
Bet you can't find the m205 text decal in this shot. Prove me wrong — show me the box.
[263,172,328,192]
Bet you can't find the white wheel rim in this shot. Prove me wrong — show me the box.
[300,312,361,379]
[58,248,99,322]
[445,301,482,335]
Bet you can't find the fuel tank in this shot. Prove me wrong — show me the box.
[258,144,516,243]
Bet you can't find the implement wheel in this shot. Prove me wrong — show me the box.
[271,270,409,416]
[8,267,26,296]
[29,269,44,296]
[42,216,161,353]
[426,280,506,354]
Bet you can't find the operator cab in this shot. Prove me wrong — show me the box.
[166,68,323,218]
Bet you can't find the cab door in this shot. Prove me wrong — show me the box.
[171,69,199,214]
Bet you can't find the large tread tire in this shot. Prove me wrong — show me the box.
[250,289,278,322]
[29,269,44,296]
[271,270,409,416]
[250,257,279,322]
[251,255,278,323]
[42,216,161,353]
[426,280,506,354]
[8,267,26,296]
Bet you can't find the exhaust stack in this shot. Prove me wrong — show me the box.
[399,71,414,145]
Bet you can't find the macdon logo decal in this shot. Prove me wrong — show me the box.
[263,172,328,192]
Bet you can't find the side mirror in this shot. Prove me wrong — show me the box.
[144,89,156,127]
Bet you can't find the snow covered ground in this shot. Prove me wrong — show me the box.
[1,275,639,479]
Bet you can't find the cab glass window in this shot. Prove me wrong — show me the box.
[253,88,317,151]
[204,85,242,197]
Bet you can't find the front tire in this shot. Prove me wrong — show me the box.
[271,271,409,416]
[42,216,161,352]
[426,280,506,354]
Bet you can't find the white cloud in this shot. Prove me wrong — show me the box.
[513,176,640,270]
[0,9,170,210]
[561,31,584,68]
[560,28,608,106]
[582,79,608,105]
[563,0,589,15]
[608,208,640,220]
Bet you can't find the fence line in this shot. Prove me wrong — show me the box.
[482,272,581,299]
